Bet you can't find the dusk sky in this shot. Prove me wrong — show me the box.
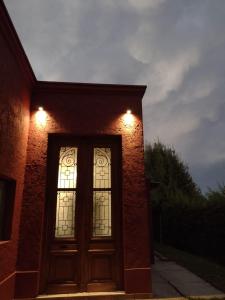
[5,0,225,193]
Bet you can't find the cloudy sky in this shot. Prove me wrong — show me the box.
[5,0,225,193]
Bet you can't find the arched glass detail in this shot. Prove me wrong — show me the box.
[93,148,112,237]
[55,147,77,238]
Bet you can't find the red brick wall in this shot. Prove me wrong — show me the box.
[16,82,151,297]
[0,3,34,299]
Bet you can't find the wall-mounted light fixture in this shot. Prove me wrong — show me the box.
[123,109,134,127]
[35,106,47,127]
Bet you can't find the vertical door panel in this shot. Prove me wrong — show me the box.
[46,144,80,293]
[86,143,122,292]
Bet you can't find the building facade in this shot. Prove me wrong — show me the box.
[0,1,152,299]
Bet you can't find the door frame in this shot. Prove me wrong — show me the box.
[39,134,123,294]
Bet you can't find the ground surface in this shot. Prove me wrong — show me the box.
[154,243,225,293]
[152,256,225,298]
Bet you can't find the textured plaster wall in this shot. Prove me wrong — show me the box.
[0,21,32,299]
[17,85,151,295]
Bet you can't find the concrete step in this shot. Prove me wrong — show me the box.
[16,291,152,300]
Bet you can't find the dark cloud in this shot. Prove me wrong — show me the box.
[5,0,225,193]
[191,160,225,194]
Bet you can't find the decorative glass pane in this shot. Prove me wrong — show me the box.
[58,147,77,189]
[93,148,111,188]
[55,191,76,238]
[93,191,111,237]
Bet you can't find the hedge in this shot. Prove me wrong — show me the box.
[153,200,225,265]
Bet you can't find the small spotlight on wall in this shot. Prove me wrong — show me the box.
[35,106,47,127]
[124,109,134,127]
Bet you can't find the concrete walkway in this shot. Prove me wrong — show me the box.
[152,256,225,298]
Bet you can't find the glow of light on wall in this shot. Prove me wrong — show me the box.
[123,109,134,128]
[35,106,47,127]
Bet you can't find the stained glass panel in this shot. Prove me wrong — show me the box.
[93,191,111,237]
[55,191,76,238]
[93,148,111,188]
[57,147,78,188]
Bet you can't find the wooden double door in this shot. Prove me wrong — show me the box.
[41,136,122,294]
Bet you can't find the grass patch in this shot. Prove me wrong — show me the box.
[155,242,225,293]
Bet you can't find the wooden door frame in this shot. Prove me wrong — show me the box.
[39,134,123,294]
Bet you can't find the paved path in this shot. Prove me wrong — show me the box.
[152,256,225,298]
